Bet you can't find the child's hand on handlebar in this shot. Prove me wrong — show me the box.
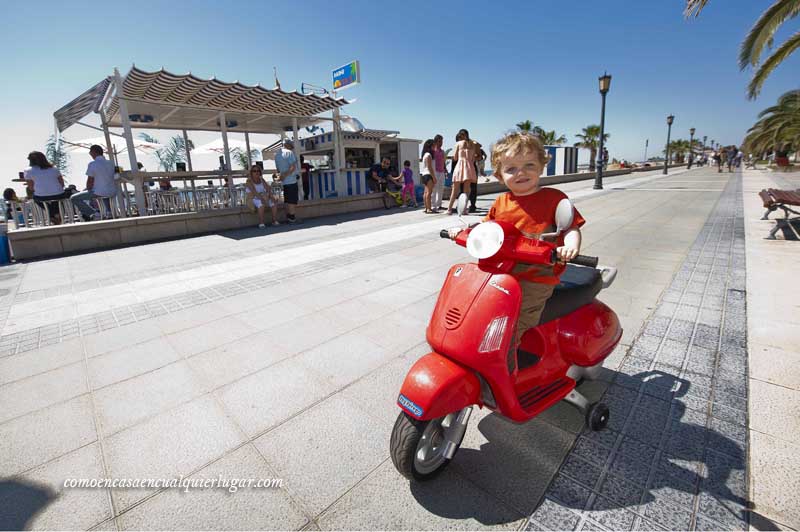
[556,245,579,262]
[448,228,461,239]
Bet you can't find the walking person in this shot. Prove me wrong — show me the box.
[715,149,724,173]
[446,129,477,215]
[419,139,437,214]
[274,139,300,223]
[468,142,487,213]
[726,146,737,172]
[300,155,313,200]
[399,160,417,208]
[23,151,68,224]
[71,145,118,221]
[431,135,446,212]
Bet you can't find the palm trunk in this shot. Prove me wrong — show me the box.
[589,148,597,171]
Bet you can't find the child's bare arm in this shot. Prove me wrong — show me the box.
[557,228,582,261]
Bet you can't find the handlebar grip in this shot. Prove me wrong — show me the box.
[570,255,599,268]
[440,229,451,239]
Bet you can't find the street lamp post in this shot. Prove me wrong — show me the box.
[594,73,612,190]
[703,135,707,164]
[663,115,674,175]
[688,127,695,168]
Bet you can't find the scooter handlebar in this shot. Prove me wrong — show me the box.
[440,229,452,239]
[570,254,599,268]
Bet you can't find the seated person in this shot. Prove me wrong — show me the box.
[366,157,402,193]
[24,151,69,224]
[3,188,21,223]
[159,177,173,191]
[481,132,585,348]
[71,145,118,221]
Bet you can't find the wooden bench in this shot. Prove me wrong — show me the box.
[759,188,800,240]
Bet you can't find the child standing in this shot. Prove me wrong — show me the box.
[268,173,283,226]
[400,160,417,208]
[484,132,585,345]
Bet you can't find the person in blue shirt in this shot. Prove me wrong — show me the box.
[274,139,300,223]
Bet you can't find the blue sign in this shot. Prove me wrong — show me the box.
[332,61,360,91]
[397,394,423,417]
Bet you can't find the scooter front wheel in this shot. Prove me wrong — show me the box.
[390,410,467,481]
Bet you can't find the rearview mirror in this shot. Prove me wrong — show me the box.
[457,193,468,217]
[554,199,574,233]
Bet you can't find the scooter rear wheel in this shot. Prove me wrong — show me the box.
[586,402,610,431]
[390,411,464,481]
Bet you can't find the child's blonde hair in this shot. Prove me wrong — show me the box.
[491,132,550,175]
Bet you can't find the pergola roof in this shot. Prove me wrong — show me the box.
[55,66,348,134]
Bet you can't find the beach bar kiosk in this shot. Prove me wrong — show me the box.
[283,129,421,199]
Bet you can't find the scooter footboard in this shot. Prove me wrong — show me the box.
[397,353,481,421]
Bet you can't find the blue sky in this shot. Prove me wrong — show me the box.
[2,0,798,187]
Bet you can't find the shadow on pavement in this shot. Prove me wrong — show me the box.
[0,480,55,530]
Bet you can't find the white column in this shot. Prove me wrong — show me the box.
[292,118,301,199]
[183,129,196,211]
[219,112,234,201]
[244,131,252,169]
[182,129,193,171]
[114,68,144,215]
[332,109,342,185]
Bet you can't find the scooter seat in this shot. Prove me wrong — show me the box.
[538,264,602,325]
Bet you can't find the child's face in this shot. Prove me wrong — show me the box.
[496,150,543,196]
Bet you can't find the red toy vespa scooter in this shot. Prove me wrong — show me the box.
[390,196,622,480]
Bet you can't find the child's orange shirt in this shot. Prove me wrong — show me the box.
[484,187,585,284]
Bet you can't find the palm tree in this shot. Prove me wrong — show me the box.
[574,125,610,171]
[516,120,534,132]
[138,133,194,171]
[538,129,568,146]
[685,0,800,99]
[231,148,261,169]
[45,135,69,175]
[743,90,800,158]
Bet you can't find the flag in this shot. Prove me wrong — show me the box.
[273,67,281,90]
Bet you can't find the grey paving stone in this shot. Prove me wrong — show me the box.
[657,340,688,368]
[118,445,308,530]
[561,452,604,489]
[709,417,747,447]
[319,460,524,530]
[296,332,394,389]
[217,356,337,438]
[637,495,692,530]
[0,362,88,424]
[703,296,724,310]
[661,290,682,304]
[94,361,207,437]
[696,492,748,531]
[654,302,677,318]
[577,518,610,531]
[667,319,695,342]
[711,402,747,427]
[14,443,112,531]
[643,317,670,338]
[0,395,97,476]
[597,473,643,507]
[693,324,720,349]
[87,337,181,390]
[712,389,747,412]
[631,517,668,531]
[0,337,84,386]
[638,395,672,416]
[528,498,582,531]
[686,280,707,295]
[104,395,245,513]
[655,456,700,488]
[580,427,620,451]
[254,393,390,517]
[617,437,659,468]
[608,453,653,487]
[673,304,699,322]
[587,498,638,531]
[548,473,592,509]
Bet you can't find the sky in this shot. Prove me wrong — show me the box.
[1,0,799,190]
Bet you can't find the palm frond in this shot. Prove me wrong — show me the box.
[747,30,800,99]
[684,0,709,18]
[739,0,800,69]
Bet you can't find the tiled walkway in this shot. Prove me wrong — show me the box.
[528,173,750,531]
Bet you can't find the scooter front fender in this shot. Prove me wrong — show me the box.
[397,353,481,421]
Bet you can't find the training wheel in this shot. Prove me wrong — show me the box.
[586,402,609,431]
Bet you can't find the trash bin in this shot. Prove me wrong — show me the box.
[0,224,10,265]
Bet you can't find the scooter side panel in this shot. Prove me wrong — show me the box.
[397,353,482,420]
[558,300,623,366]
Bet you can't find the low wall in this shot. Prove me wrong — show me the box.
[443,164,680,197]
[8,194,386,260]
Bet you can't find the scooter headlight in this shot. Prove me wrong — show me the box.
[466,222,504,259]
[478,316,508,353]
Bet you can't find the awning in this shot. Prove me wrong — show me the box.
[101,67,347,134]
[54,77,112,132]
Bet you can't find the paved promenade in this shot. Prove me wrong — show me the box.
[0,166,792,530]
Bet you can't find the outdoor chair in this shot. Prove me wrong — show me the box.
[759,188,800,240]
